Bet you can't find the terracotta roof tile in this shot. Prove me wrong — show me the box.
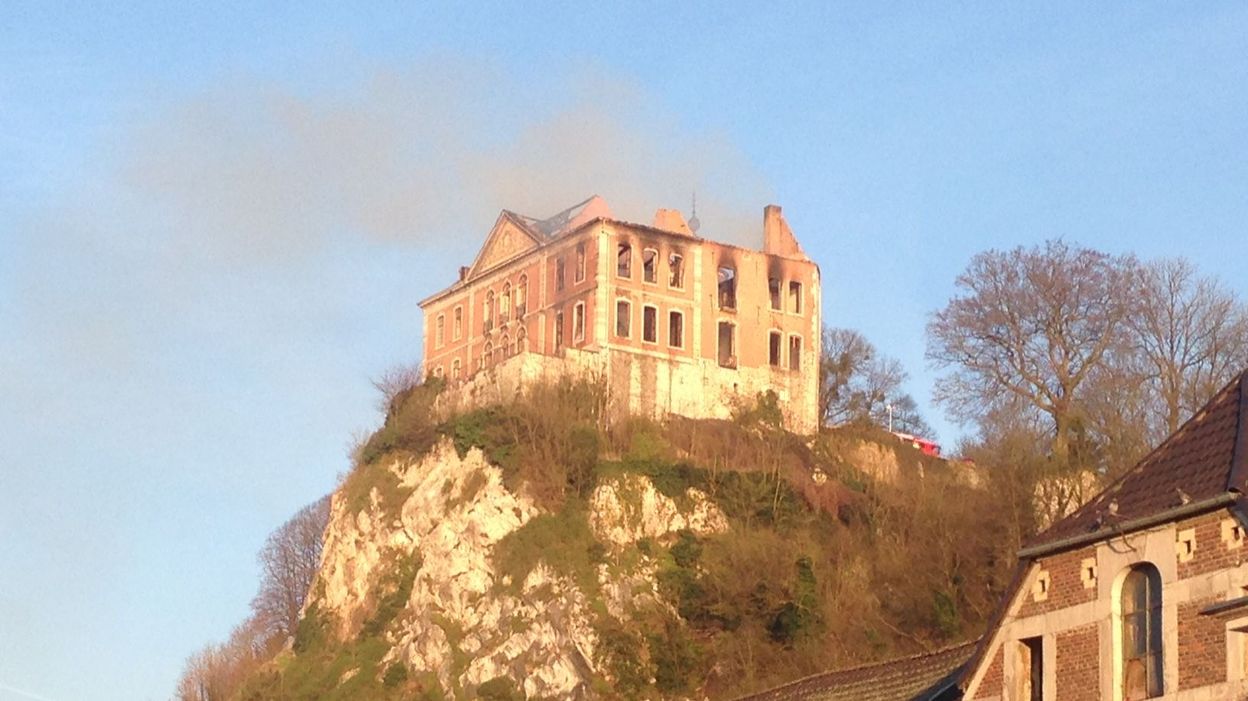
[1030,369,1248,548]
[731,642,975,701]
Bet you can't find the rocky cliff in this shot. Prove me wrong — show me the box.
[305,439,729,699]
[231,383,1004,701]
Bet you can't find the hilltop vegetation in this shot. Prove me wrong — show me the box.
[182,375,1018,701]
[175,240,1248,700]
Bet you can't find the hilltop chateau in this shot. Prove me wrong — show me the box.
[418,196,821,432]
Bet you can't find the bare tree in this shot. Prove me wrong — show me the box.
[820,326,930,434]
[251,496,332,641]
[372,362,425,414]
[1130,257,1248,435]
[927,240,1137,469]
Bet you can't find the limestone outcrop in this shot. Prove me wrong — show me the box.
[308,439,728,698]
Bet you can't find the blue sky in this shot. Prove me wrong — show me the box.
[2,3,1247,699]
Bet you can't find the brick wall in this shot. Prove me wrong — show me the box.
[1177,511,1247,579]
[1056,624,1101,700]
[1178,597,1226,689]
[972,646,1003,700]
[1017,546,1097,617]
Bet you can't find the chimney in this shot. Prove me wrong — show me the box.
[459,266,470,281]
[762,204,806,258]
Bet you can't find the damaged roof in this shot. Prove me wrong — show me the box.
[503,194,613,240]
[1027,368,1248,550]
[731,641,975,701]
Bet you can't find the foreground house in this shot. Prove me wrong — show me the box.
[743,370,1248,700]
[418,196,822,432]
[960,370,1248,700]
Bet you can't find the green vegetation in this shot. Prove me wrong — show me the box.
[221,379,1013,700]
[493,498,603,596]
[235,551,430,701]
[477,677,525,701]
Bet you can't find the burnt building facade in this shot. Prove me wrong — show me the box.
[418,196,821,432]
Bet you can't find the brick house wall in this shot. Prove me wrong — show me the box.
[963,509,1248,700]
[1178,597,1225,690]
[1056,624,1100,701]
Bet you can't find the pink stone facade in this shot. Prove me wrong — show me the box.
[418,198,821,432]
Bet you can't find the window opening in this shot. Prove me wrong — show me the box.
[483,292,494,333]
[500,283,511,323]
[436,314,446,347]
[483,341,493,367]
[789,281,803,313]
[573,302,586,343]
[769,277,782,310]
[452,358,461,380]
[500,333,510,359]
[643,306,658,343]
[554,310,564,349]
[669,252,684,288]
[718,321,736,367]
[789,335,802,371]
[769,331,782,367]
[516,275,528,318]
[1121,564,1163,699]
[453,306,463,339]
[516,326,527,353]
[669,311,684,348]
[616,300,631,338]
[617,243,632,278]
[575,242,586,283]
[643,248,658,283]
[718,266,737,310]
[555,258,566,292]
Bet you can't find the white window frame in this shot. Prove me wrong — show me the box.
[573,301,586,344]
[668,310,684,349]
[615,299,631,338]
[642,305,658,344]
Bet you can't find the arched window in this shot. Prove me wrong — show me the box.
[1121,563,1163,699]
[483,341,494,367]
[452,358,461,380]
[516,326,527,353]
[516,275,528,317]
[500,282,511,323]
[483,291,494,333]
[500,333,511,359]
